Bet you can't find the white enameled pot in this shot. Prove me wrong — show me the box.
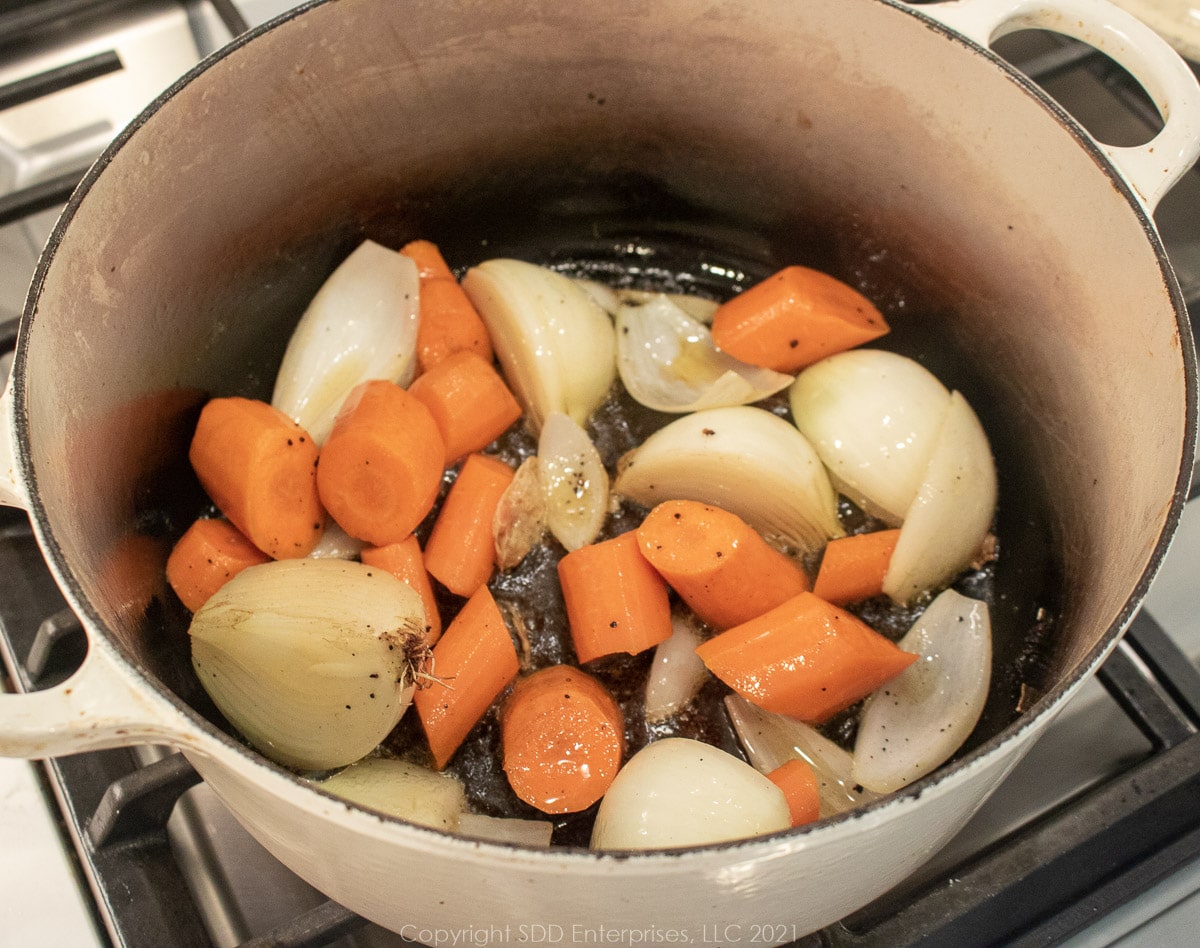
[1,0,1198,941]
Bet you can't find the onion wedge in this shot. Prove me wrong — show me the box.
[882,391,998,603]
[457,812,554,848]
[462,259,616,433]
[305,519,365,561]
[188,559,428,772]
[272,240,420,445]
[725,695,879,816]
[316,757,465,831]
[616,288,720,324]
[614,405,841,553]
[575,282,721,325]
[790,350,950,525]
[644,612,709,723]
[852,590,991,793]
[616,294,793,413]
[538,412,609,552]
[493,457,546,570]
[591,738,790,849]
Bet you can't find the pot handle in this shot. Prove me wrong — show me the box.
[0,372,26,509]
[919,0,1200,212]
[0,632,207,759]
[1,371,207,758]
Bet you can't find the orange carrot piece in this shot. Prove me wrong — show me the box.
[500,664,625,814]
[710,265,889,373]
[407,351,522,465]
[316,380,445,547]
[361,536,443,645]
[636,500,810,630]
[400,239,457,282]
[766,759,821,827]
[812,529,902,606]
[400,240,494,373]
[423,453,515,598]
[414,585,520,769]
[695,591,917,723]
[188,396,324,559]
[166,517,271,612]
[558,531,673,664]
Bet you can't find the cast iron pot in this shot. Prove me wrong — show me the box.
[1,0,1198,939]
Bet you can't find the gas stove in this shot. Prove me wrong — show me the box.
[1,4,1199,947]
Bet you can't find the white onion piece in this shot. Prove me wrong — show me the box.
[852,590,991,793]
[538,411,609,551]
[493,457,546,570]
[616,294,793,413]
[574,278,620,317]
[614,405,842,553]
[457,812,555,848]
[316,757,465,831]
[724,695,879,816]
[574,282,722,326]
[189,559,428,771]
[644,612,709,723]
[305,519,365,560]
[462,259,616,433]
[617,288,720,325]
[882,391,998,603]
[272,240,420,445]
[790,350,951,524]
[590,738,790,850]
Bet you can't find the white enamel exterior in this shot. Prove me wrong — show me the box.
[0,0,1197,940]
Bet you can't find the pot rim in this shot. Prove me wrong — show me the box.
[9,0,1198,861]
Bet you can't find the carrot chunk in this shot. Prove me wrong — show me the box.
[558,532,673,664]
[166,517,271,612]
[414,585,520,769]
[400,240,493,373]
[423,453,516,597]
[812,529,902,606]
[500,664,625,814]
[695,591,916,722]
[316,380,445,546]
[407,351,522,465]
[766,759,821,827]
[361,536,443,645]
[399,238,458,282]
[710,265,889,372]
[188,396,324,559]
[636,499,810,629]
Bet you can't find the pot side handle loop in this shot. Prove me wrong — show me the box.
[1,375,28,509]
[919,0,1200,212]
[0,637,201,759]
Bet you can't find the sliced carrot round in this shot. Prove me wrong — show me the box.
[636,499,809,629]
[360,536,443,645]
[408,351,522,465]
[710,265,888,373]
[501,665,625,814]
[166,517,271,612]
[766,758,821,827]
[812,528,901,606]
[695,591,917,722]
[558,532,673,664]
[188,396,324,559]
[316,380,445,546]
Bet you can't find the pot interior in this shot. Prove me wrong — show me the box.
[14,0,1193,795]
